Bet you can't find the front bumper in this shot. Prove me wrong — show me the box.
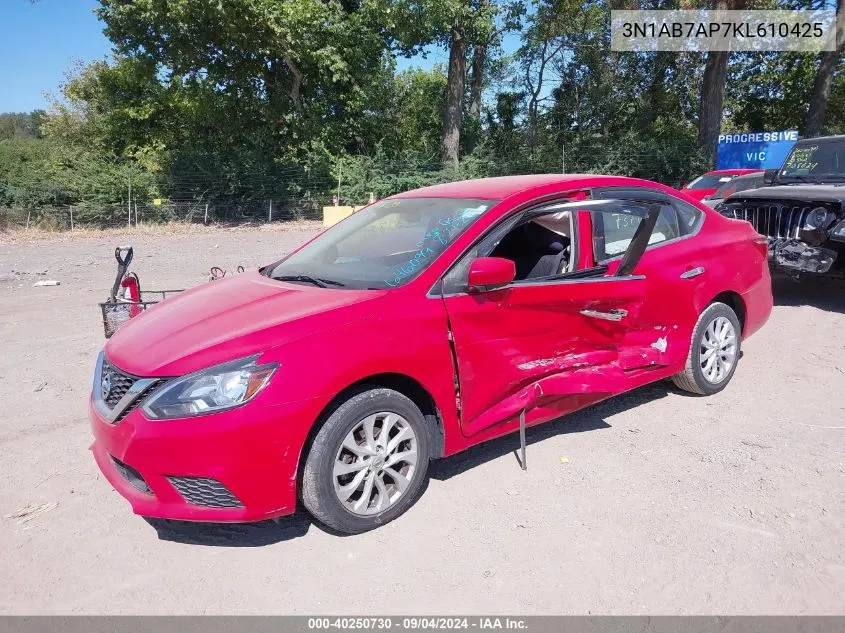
[89,391,319,522]
[772,238,838,275]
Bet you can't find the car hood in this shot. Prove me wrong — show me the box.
[726,184,845,203]
[105,270,385,377]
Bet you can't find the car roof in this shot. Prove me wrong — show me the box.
[708,168,763,175]
[728,172,765,182]
[792,135,845,146]
[393,174,669,200]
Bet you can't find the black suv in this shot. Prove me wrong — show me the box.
[716,135,845,278]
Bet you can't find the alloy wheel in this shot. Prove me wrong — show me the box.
[699,315,738,384]
[333,412,419,516]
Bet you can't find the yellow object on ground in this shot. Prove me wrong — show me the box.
[323,205,364,227]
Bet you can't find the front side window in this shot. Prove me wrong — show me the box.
[593,205,681,261]
[441,204,579,294]
[267,197,496,289]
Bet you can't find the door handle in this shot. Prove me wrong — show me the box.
[580,308,628,322]
[680,266,705,279]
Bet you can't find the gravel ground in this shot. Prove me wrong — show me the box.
[0,225,843,615]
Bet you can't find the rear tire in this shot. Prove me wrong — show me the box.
[301,387,430,534]
[671,302,741,396]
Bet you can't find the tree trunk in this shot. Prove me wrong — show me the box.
[465,41,486,154]
[697,0,736,165]
[467,0,488,124]
[441,25,467,169]
[468,44,485,120]
[804,0,844,137]
[647,52,671,119]
[697,50,729,165]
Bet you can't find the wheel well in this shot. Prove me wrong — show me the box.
[298,374,446,487]
[710,291,746,333]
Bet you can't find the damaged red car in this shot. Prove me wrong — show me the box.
[90,175,772,534]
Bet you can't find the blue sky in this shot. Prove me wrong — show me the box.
[0,0,512,113]
[0,0,112,112]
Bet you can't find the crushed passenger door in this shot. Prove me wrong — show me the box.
[440,199,662,437]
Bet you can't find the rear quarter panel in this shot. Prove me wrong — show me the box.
[690,211,772,338]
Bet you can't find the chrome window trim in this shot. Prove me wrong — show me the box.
[426,194,626,299]
[589,188,706,265]
[426,190,694,298]
[436,274,646,299]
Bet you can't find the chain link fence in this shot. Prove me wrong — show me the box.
[0,138,708,232]
[0,199,324,231]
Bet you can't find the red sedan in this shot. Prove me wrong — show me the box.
[681,169,763,201]
[90,175,772,534]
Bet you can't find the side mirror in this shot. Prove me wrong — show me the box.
[763,168,778,184]
[467,257,515,292]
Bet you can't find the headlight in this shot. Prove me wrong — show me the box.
[804,207,835,230]
[142,355,277,419]
[832,219,845,241]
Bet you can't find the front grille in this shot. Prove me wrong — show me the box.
[99,357,161,423]
[101,358,138,409]
[167,476,244,508]
[113,381,159,423]
[719,202,837,241]
[111,456,152,495]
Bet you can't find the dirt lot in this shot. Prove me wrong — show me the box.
[1,224,844,615]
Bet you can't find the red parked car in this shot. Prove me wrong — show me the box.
[681,169,763,201]
[90,174,772,534]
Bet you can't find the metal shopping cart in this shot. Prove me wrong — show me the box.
[98,246,245,338]
[98,247,182,338]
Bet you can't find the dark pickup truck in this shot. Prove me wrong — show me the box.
[716,135,845,278]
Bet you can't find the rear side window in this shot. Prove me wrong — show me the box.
[713,182,738,200]
[593,205,680,261]
[687,174,734,189]
[673,198,704,231]
[711,175,764,200]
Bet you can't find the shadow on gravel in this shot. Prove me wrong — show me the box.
[772,273,845,313]
[430,382,671,481]
[146,383,675,545]
[145,510,312,546]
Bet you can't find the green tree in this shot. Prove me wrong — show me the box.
[0,111,46,140]
[387,68,449,156]
[804,0,844,136]
[97,0,398,160]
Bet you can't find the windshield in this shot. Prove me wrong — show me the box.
[687,174,735,190]
[267,197,496,289]
[711,174,764,200]
[779,141,845,182]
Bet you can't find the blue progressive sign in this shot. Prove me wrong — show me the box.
[716,130,799,170]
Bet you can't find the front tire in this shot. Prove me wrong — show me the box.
[301,387,430,534]
[671,301,741,396]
